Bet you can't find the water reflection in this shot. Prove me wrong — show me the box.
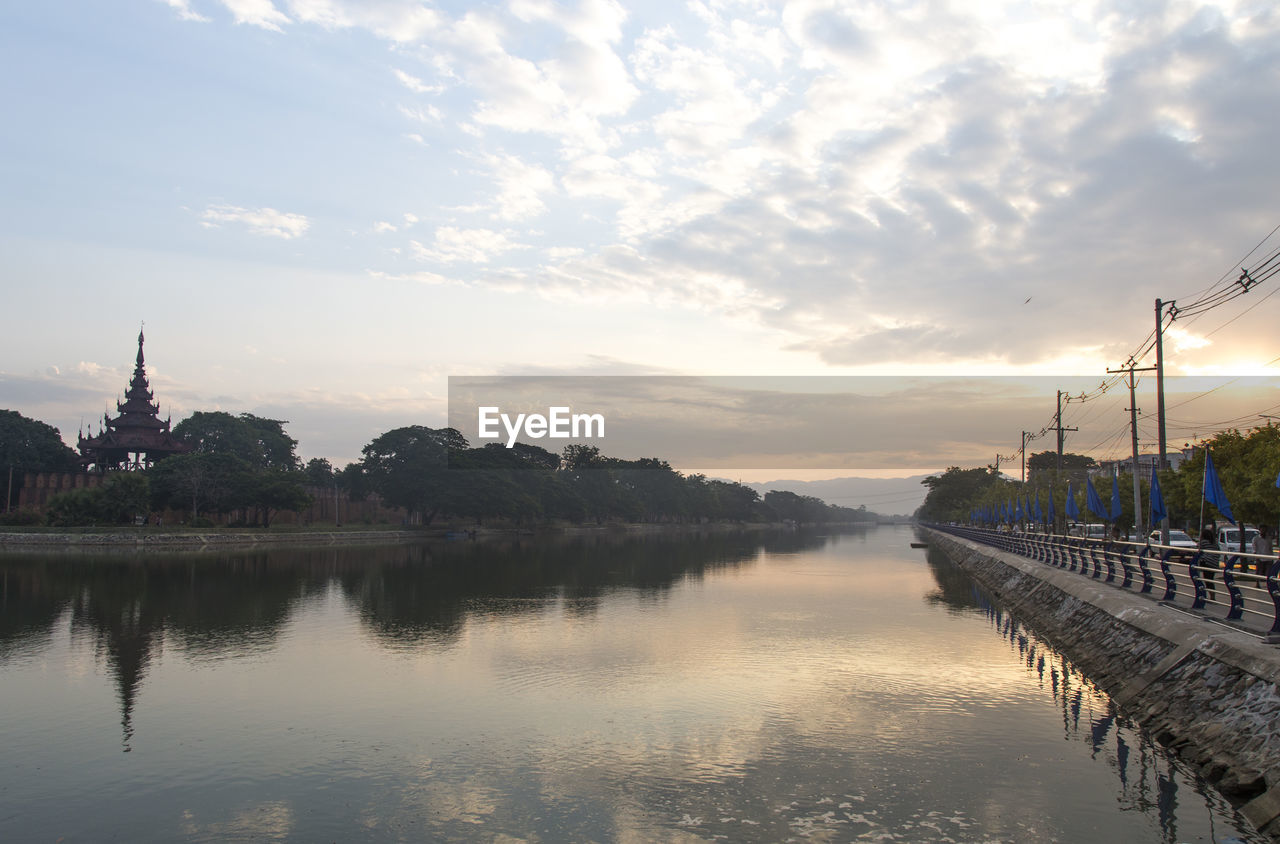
[0,529,811,750]
[0,526,1265,843]
[924,547,1260,843]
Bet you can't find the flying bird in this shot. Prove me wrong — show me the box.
[1023,296,1033,304]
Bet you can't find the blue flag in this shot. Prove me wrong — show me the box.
[1086,476,1108,521]
[1110,474,1122,521]
[1149,464,1167,525]
[1065,481,1079,521]
[1203,449,1235,525]
[1275,469,1280,489]
[1048,491,1056,526]
[1035,493,1043,524]
[1015,496,1023,521]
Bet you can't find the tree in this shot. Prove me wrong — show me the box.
[247,470,312,527]
[303,457,334,486]
[0,409,79,473]
[148,451,245,519]
[1027,451,1096,486]
[168,412,308,524]
[1166,427,1280,534]
[361,426,468,524]
[917,466,1002,522]
[174,412,300,471]
[338,461,370,501]
[45,472,150,526]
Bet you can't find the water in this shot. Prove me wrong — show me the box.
[0,526,1264,842]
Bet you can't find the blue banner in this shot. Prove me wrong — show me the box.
[1065,481,1079,521]
[1086,476,1108,521]
[1110,474,1122,521]
[1149,464,1167,526]
[1203,449,1235,525]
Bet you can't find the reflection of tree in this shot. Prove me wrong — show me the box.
[0,564,71,659]
[1,550,334,749]
[0,528,835,750]
[921,546,985,611]
[337,530,821,649]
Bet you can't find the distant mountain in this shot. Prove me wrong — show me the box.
[734,475,932,518]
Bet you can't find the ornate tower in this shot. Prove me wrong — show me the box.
[78,329,189,470]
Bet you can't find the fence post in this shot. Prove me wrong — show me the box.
[1188,551,1208,610]
[1265,559,1280,643]
[1222,555,1244,620]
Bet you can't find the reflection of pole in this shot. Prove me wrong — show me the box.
[5,465,11,513]
[334,477,341,527]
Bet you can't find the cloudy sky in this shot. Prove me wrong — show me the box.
[3,0,1279,474]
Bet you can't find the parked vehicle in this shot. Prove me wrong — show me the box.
[1149,529,1198,549]
[1068,523,1106,540]
[1217,527,1260,552]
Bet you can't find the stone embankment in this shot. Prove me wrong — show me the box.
[926,527,1280,838]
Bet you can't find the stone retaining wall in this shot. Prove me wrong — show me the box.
[926,527,1280,837]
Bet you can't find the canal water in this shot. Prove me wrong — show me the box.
[0,526,1264,842]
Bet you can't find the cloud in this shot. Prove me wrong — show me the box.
[631,27,768,157]
[393,68,443,94]
[65,0,1280,384]
[284,0,442,42]
[397,103,443,123]
[366,269,455,286]
[201,204,310,239]
[410,227,526,264]
[219,0,290,31]
[484,153,556,221]
[161,0,211,23]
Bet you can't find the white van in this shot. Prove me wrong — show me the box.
[1217,526,1260,552]
[1068,523,1106,540]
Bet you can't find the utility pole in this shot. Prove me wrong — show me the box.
[1048,390,1078,532]
[1154,298,1173,543]
[1021,431,1029,485]
[1108,362,1156,537]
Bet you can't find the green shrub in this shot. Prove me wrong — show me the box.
[0,508,44,526]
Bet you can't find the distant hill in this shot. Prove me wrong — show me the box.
[734,475,931,518]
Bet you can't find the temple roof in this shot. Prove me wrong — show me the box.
[79,329,189,467]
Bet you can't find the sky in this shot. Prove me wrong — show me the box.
[2,0,1280,478]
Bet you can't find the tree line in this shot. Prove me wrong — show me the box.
[1,409,875,528]
[917,425,1280,534]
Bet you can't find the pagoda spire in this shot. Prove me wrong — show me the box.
[79,328,189,471]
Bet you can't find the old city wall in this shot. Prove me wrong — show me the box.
[10,472,407,526]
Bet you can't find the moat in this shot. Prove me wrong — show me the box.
[0,526,1264,842]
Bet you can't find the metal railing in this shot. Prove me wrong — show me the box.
[927,524,1280,642]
